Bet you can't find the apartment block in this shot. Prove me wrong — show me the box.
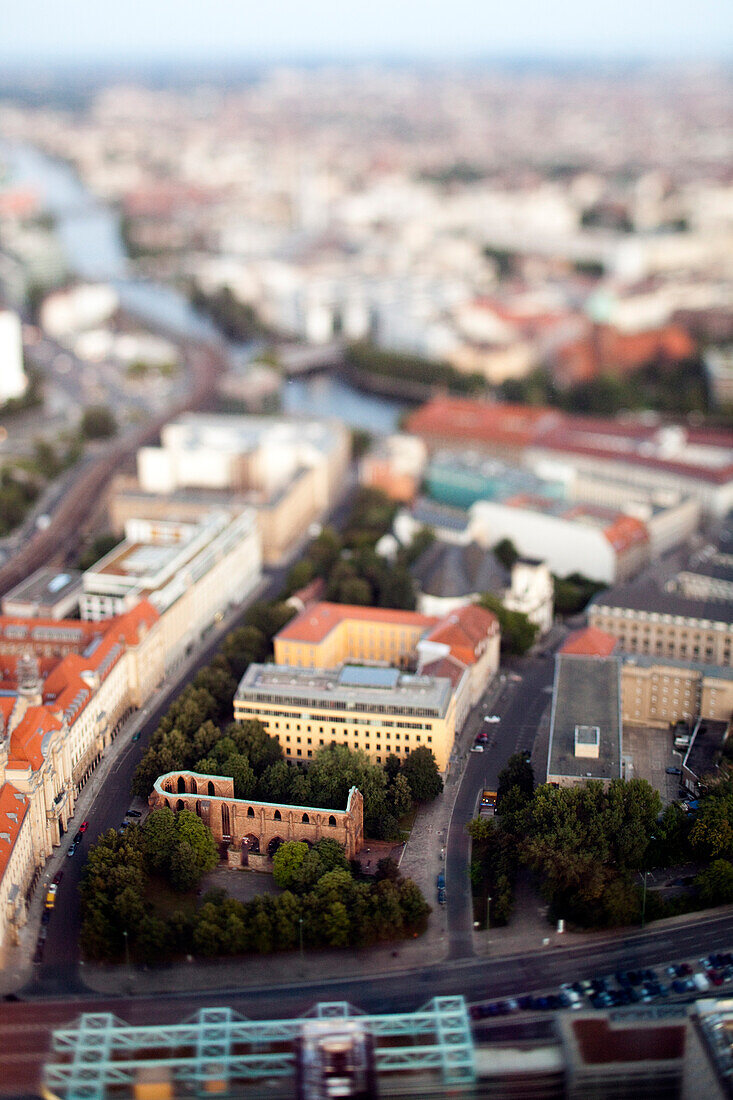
[111,412,350,565]
[0,602,160,955]
[81,511,262,673]
[234,663,456,772]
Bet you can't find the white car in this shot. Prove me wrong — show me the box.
[483,715,501,723]
[470,744,484,753]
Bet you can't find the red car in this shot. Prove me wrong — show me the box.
[79,821,89,833]
[52,870,64,885]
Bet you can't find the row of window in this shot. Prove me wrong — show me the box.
[236,704,431,732]
[242,691,440,719]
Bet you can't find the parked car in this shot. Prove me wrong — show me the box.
[126,809,142,818]
[73,831,82,844]
[79,821,89,833]
[666,767,682,775]
[52,870,63,885]
[484,715,501,723]
[132,730,141,742]
[470,745,484,753]
[67,842,77,858]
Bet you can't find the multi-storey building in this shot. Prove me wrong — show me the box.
[589,552,733,669]
[470,495,650,584]
[81,511,262,673]
[406,397,733,516]
[273,601,500,735]
[273,603,439,670]
[547,655,623,789]
[561,626,733,729]
[234,663,456,772]
[0,602,160,957]
[110,412,350,565]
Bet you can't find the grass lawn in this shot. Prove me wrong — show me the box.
[398,806,418,841]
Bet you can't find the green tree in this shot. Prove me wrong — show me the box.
[690,792,733,861]
[401,747,443,803]
[390,772,414,819]
[283,558,315,597]
[175,810,218,880]
[696,859,733,906]
[220,625,267,679]
[244,601,295,642]
[170,840,202,892]
[477,593,538,656]
[494,538,519,570]
[496,753,535,811]
[226,753,257,799]
[81,405,117,439]
[272,841,309,889]
[308,527,343,577]
[142,806,177,876]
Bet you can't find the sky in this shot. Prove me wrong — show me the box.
[2,0,732,64]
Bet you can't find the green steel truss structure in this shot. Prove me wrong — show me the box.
[44,997,476,1098]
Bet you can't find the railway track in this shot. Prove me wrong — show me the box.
[0,341,226,599]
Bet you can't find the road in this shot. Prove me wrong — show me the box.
[7,905,733,1094]
[0,338,227,597]
[446,658,555,959]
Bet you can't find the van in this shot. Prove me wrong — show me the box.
[693,972,710,993]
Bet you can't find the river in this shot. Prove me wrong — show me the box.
[1,141,405,434]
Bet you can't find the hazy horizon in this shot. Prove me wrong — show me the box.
[2,0,732,67]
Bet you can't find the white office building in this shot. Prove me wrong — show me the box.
[0,311,28,403]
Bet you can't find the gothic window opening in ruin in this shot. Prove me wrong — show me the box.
[221,803,231,838]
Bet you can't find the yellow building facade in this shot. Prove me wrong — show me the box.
[234,664,456,772]
[273,603,438,670]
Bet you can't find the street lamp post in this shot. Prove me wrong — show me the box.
[641,836,656,930]
[298,916,304,971]
[123,929,131,991]
[486,896,491,954]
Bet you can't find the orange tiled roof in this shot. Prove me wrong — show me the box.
[8,706,62,771]
[560,627,618,657]
[424,605,499,667]
[0,782,29,881]
[601,515,649,552]
[42,601,158,724]
[275,602,439,645]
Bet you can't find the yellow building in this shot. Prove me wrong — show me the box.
[273,603,439,669]
[234,663,457,772]
[621,657,733,728]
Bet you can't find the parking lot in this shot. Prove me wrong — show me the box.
[622,724,683,803]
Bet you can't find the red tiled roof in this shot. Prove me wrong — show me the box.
[0,782,29,882]
[419,655,467,689]
[560,627,618,657]
[406,396,733,485]
[275,602,438,645]
[404,397,563,449]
